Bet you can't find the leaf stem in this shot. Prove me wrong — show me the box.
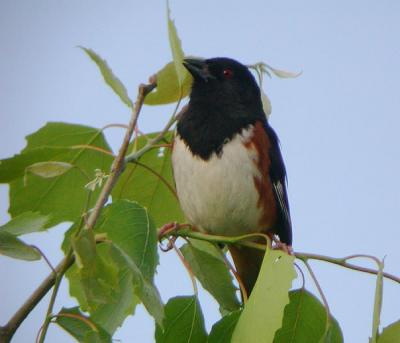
[70,145,114,157]
[51,313,98,332]
[132,160,177,198]
[101,123,129,130]
[217,247,248,303]
[172,240,198,295]
[32,245,56,274]
[295,252,399,284]
[301,259,332,331]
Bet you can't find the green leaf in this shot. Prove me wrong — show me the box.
[166,1,186,87]
[0,122,113,227]
[95,200,158,281]
[112,243,164,327]
[378,320,400,343]
[261,88,272,118]
[0,231,41,261]
[0,212,49,235]
[264,63,302,79]
[66,244,138,334]
[274,289,343,343]
[94,200,164,326]
[97,200,163,316]
[25,161,73,184]
[144,61,193,105]
[208,311,241,343]
[231,249,296,343]
[145,2,191,105]
[113,131,184,227]
[180,239,240,312]
[63,200,164,328]
[64,201,164,329]
[371,259,385,343]
[0,147,72,183]
[55,307,111,343]
[80,47,133,108]
[72,230,119,308]
[89,254,138,335]
[155,296,207,343]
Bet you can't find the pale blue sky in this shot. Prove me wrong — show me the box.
[1,1,399,342]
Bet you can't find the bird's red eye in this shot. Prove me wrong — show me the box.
[223,68,234,78]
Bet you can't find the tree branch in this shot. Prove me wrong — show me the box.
[86,83,155,229]
[0,82,155,343]
[295,252,399,284]
[162,229,400,285]
[0,255,74,343]
[124,99,183,163]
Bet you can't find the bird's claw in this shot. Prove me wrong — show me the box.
[159,236,177,252]
[158,222,179,240]
[272,242,293,255]
[158,222,179,252]
[267,233,293,255]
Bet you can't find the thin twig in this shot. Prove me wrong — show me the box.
[163,228,270,250]
[86,83,155,230]
[124,98,182,163]
[31,246,56,275]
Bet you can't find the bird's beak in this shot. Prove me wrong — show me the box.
[183,58,215,82]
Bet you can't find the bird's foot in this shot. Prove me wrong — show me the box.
[267,233,293,255]
[158,222,194,252]
[158,222,179,252]
[272,242,293,255]
[158,222,179,240]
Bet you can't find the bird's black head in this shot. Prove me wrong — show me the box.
[183,57,263,116]
[177,57,267,160]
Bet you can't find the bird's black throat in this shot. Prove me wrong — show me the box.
[177,99,265,160]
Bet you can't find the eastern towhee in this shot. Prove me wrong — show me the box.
[171,57,292,296]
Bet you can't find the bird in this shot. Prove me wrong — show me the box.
[171,57,292,297]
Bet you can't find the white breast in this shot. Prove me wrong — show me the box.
[172,126,264,236]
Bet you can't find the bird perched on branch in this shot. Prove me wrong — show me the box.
[171,57,292,297]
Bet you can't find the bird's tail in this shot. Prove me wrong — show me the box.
[229,245,266,299]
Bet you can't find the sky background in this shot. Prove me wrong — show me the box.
[1,1,400,342]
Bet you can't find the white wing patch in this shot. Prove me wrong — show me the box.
[273,181,290,223]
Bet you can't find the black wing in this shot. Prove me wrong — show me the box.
[264,122,292,246]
